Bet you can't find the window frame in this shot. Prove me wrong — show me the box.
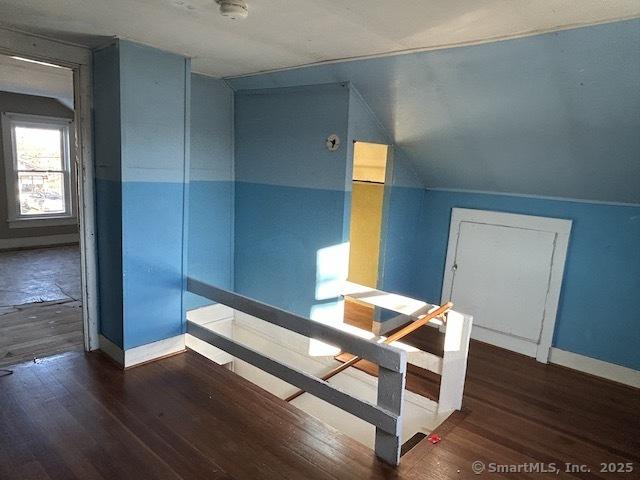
[1,112,77,226]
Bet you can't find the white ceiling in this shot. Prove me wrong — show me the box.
[0,54,74,108]
[0,0,638,78]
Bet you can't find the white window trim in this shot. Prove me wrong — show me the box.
[1,112,77,226]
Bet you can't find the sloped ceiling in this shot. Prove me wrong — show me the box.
[0,0,638,78]
[229,20,640,204]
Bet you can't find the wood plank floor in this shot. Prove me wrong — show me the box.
[0,300,84,367]
[0,343,638,479]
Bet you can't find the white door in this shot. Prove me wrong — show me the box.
[442,209,571,362]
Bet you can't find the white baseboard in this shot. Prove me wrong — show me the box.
[549,348,640,388]
[0,233,79,250]
[124,335,186,368]
[99,334,124,365]
[99,334,186,368]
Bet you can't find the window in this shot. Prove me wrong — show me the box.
[2,113,75,225]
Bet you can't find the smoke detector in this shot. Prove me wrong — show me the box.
[217,0,248,20]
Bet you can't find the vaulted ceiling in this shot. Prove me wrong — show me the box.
[229,20,640,204]
[0,0,638,78]
[1,2,638,203]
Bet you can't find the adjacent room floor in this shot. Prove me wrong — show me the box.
[0,245,83,367]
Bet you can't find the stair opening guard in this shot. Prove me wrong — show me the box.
[187,277,408,465]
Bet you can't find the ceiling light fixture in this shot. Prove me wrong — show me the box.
[217,0,248,20]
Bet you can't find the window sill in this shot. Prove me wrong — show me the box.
[8,217,78,229]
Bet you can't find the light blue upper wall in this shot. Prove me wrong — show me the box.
[185,74,235,311]
[420,190,640,370]
[227,21,639,369]
[234,83,350,316]
[119,41,187,184]
[118,41,189,349]
[345,86,389,247]
[190,75,234,182]
[346,87,427,296]
[235,83,350,190]
[92,40,190,350]
[228,19,640,204]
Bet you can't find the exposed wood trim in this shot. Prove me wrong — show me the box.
[187,278,405,372]
[549,347,640,388]
[0,27,90,67]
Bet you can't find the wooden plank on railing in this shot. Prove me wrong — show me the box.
[187,321,401,435]
[187,278,405,372]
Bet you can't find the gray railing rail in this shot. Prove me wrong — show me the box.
[186,277,407,465]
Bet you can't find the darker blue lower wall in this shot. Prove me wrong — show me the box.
[95,178,123,347]
[122,181,184,349]
[420,190,640,370]
[235,182,346,317]
[185,180,234,310]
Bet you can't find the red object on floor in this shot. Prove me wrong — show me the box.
[427,433,441,444]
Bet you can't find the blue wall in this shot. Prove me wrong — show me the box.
[184,74,235,311]
[228,19,640,205]
[233,82,430,318]
[234,84,350,317]
[93,40,189,350]
[119,41,188,349]
[346,87,428,297]
[226,20,640,369]
[93,42,123,347]
[420,190,640,370]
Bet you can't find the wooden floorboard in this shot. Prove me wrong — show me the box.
[0,300,83,367]
[0,342,638,479]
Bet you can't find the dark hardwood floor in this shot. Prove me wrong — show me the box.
[0,340,638,479]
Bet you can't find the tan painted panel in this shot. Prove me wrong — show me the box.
[348,181,384,287]
[352,142,388,183]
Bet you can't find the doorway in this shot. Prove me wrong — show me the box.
[0,53,84,366]
[0,29,98,365]
[345,141,389,328]
[441,208,571,363]
[347,141,389,288]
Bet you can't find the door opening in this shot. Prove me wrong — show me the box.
[0,30,98,365]
[347,140,389,300]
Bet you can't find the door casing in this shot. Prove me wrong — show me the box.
[441,208,571,363]
[0,27,99,351]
